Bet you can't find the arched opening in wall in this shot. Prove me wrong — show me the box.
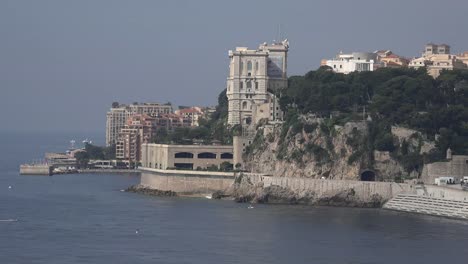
[242,101,248,110]
[174,152,194,159]
[245,117,252,125]
[221,153,233,159]
[360,170,376,181]
[198,152,217,159]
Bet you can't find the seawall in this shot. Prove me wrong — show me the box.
[384,185,468,219]
[20,164,52,176]
[78,169,140,174]
[139,167,235,195]
[227,173,415,207]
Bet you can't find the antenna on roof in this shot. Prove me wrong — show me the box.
[276,24,282,43]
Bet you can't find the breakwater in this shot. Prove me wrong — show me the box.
[139,167,235,195]
[19,164,52,176]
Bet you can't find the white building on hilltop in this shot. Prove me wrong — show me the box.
[226,40,288,125]
[321,52,382,74]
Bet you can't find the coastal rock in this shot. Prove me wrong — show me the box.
[223,174,387,208]
[243,121,370,180]
[126,185,177,197]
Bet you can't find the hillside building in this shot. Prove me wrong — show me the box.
[226,40,288,125]
[174,107,204,126]
[409,43,467,78]
[321,52,383,74]
[375,50,409,68]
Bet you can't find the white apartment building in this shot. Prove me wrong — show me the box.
[323,52,382,74]
[226,40,288,125]
[106,107,127,147]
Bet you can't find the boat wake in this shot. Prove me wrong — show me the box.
[0,219,18,222]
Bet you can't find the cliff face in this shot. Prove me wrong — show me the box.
[243,117,431,180]
[244,119,370,180]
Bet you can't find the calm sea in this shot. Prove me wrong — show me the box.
[1,132,468,264]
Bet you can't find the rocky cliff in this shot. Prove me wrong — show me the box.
[242,116,434,181]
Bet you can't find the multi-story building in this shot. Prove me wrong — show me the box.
[127,103,173,117]
[106,102,173,146]
[115,128,140,162]
[174,107,204,126]
[375,50,409,68]
[106,106,127,147]
[321,52,382,74]
[409,43,467,78]
[141,143,233,170]
[115,114,160,162]
[226,40,288,125]
[154,113,192,131]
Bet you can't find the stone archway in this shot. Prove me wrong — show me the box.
[360,170,376,181]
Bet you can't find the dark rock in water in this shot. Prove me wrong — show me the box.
[126,185,177,197]
[211,190,230,200]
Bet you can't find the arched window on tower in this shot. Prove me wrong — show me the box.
[247,61,252,72]
[242,101,248,110]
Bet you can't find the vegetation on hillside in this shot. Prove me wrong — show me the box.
[279,67,468,163]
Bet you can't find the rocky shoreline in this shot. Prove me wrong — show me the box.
[128,174,399,208]
[126,184,177,197]
[212,174,386,208]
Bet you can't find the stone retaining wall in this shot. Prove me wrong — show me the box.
[139,167,235,195]
[244,174,415,202]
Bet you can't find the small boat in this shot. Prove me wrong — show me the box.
[248,205,254,209]
[205,195,212,199]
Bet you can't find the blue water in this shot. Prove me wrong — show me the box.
[1,132,468,263]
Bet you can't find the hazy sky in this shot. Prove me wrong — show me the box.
[1,0,468,134]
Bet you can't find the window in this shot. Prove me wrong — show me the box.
[247,61,252,71]
[240,82,243,89]
[221,153,233,159]
[255,61,259,74]
[255,82,259,89]
[242,101,248,110]
[240,61,243,74]
[198,152,216,159]
[340,65,342,68]
[333,65,336,68]
[174,152,194,159]
[246,81,252,89]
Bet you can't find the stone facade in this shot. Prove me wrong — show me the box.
[141,143,233,170]
[226,40,288,125]
[139,168,235,195]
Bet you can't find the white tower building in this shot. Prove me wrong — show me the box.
[226,40,289,125]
